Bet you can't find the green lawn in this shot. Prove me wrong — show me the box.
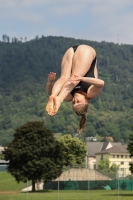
[0,172,24,191]
[0,172,132,200]
[0,190,132,200]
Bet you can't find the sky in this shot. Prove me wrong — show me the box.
[0,0,133,45]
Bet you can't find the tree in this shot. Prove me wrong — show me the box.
[98,158,110,171]
[127,125,133,174]
[98,158,119,177]
[109,163,120,173]
[59,134,87,165]
[3,121,65,192]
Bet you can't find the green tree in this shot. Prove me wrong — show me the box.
[127,125,133,174]
[98,158,119,174]
[59,134,87,165]
[110,163,120,172]
[98,158,110,171]
[3,121,65,192]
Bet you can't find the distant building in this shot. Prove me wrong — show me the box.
[86,137,97,141]
[95,144,131,177]
[102,136,114,142]
[0,160,9,171]
[86,142,121,169]
[0,146,4,154]
[0,146,8,171]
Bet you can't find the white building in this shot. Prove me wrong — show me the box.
[95,144,132,177]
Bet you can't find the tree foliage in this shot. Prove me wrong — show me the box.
[98,158,110,170]
[127,125,133,174]
[59,134,87,165]
[98,158,119,174]
[3,121,65,192]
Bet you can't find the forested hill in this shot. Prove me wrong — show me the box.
[0,35,133,145]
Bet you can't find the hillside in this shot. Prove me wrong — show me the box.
[0,35,133,144]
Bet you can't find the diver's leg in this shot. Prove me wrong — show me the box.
[51,48,74,96]
[71,45,96,77]
[46,47,74,115]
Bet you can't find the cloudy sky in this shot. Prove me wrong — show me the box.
[0,0,133,44]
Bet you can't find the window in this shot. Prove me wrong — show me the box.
[120,168,124,171]
[125,155,129,158]
[112,155,115,158]
[101,155,103,160]
[117,155,119,158]
[121,162,124,165]
[121,155,123,158]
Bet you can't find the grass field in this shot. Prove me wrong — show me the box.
[0,172,132,200]
[0,190,133,200]
[0,172,24,191]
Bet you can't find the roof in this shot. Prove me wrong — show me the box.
[95,145,129,155]
[101,142,109,151]
[86,142,122,157]
[0,160,9,164]
[86,142,104,156]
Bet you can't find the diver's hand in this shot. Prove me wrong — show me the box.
[48,72,56,82]
[68,75,81,82]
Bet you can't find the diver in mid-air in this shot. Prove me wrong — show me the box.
[46,44,104,135]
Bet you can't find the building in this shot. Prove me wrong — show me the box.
[0,146,4,154]
[0,160,9,171]
[0,146,9,171]
[86,141,121,169]
[95,144,132,177]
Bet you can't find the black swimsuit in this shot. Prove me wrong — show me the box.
[70,45,96,97]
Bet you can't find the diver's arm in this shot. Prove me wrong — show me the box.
[68,75,104,99]
[68,75,104,88]
[46,81,54,95]
[57,80,79,102]
[46,72,56,95]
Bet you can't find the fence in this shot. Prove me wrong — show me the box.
[44,180,133,190]
[44,166,133,191]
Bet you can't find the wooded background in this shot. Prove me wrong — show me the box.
[0,35,133,145]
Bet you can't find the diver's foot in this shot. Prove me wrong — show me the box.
[46,95,54,115]
[51,96,61,116]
